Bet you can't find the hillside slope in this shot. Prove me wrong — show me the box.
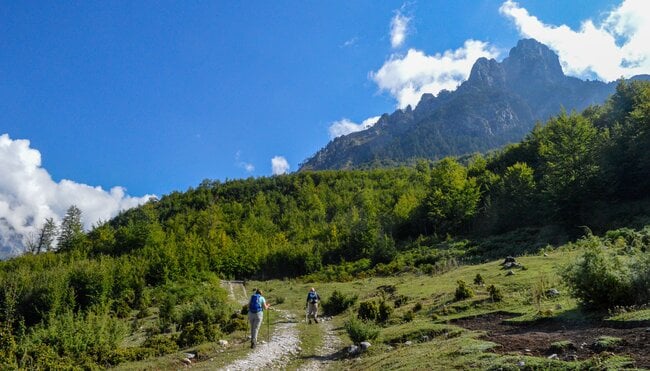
[300,39,647,171]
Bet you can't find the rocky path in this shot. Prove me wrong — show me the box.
[222,309,301,371]
[298,318,343,371]
[218,281,342,370]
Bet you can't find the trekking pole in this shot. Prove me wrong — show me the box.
[267,307,271,342]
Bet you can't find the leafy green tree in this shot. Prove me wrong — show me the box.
[424,158,481,234]
[494,162,537,230]
[536,112,599,223]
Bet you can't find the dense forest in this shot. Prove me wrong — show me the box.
[0,80,649,368]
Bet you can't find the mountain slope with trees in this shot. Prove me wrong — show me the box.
[300,39,649,171]
[0,80,649,369]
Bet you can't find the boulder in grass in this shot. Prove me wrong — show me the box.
[360,341,371,351]
[547,288,560,297]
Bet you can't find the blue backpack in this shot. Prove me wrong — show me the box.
[249,293,262,313]
[308,291,318,303]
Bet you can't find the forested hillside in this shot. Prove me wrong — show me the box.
[0,80,649,369]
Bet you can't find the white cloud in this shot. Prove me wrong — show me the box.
[235,151,255,173]
[371,40,500,108]
[341,37,359,48]
[391,11,411,49]
[271,156,290,175]
[0,133,154,257]
[328,116,381,139]
[500,0,650,81]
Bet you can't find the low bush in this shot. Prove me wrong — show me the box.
[344,317,380,344]
[357,301,379,321]
[562,237,650,310]
[549,340,574,353]
[487,285,503,302]
[143,334,178,356]
[377,300,393,323]
[592,336,624,352]
[322,290,357,316]
[454,280,474,301]
[393,294,408,308]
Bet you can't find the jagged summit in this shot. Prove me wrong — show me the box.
[299,39,623,171]
[503,38,565,83]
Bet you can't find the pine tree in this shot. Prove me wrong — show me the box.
[28,217,58,254]
[57,205,84,252]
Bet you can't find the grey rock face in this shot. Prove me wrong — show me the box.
[300,39,625,172]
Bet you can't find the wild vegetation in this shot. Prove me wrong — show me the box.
[0,80,649,368]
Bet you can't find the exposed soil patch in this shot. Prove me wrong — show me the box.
[453,312,650,368]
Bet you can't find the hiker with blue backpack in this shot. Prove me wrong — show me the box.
[248,288,270,348]
[306,287,321,324]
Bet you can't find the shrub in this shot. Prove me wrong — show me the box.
[561,240,650,310]
[357,301,379,321]
[24,311,127,367]
[377,300,393,323]
[143,334,179,355]
[487,285,503,302]
[344,317,379,344]
[592,336,623,352]
[473,273,484,285]
[67,261,112,311]
[158,294,177,331]
[454,280,474,301]
[412,302,423,312]
[322,290,357,316]
[177,321,206,347]
[402,310,415,322]
[393,294,408,308]
[223,313,248,333]
[549,340,574,353]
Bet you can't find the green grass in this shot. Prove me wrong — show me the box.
[114,246,649,370]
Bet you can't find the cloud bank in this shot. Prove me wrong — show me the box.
[328,116,381,139]
[271,156,290,175]
[0,134,154,257]
[500,0,650,81]
[371,40,500,108]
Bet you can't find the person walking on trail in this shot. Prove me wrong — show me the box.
[248,288,270,348]
[306,287,321,324]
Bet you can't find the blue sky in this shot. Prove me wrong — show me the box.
[1,0,648,254]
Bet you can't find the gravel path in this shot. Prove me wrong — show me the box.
[218,281,341,370]
[222,310,301,371]
[298,319,343,371]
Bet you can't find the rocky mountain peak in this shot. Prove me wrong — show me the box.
[466,57,506,89]
[503,38,564,83]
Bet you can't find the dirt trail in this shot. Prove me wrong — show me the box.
[218,281,342,370]
[454,312,650,368]
[221,280,248,305]
[298,319,343,371]
[222,309,301,371]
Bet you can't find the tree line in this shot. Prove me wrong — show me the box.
[0,80,648,368]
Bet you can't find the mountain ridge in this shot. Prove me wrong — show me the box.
[300,39,648,171]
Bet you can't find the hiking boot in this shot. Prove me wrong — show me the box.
[314,318,319,323]
[308,319,312,324]
[251,341,256,349]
